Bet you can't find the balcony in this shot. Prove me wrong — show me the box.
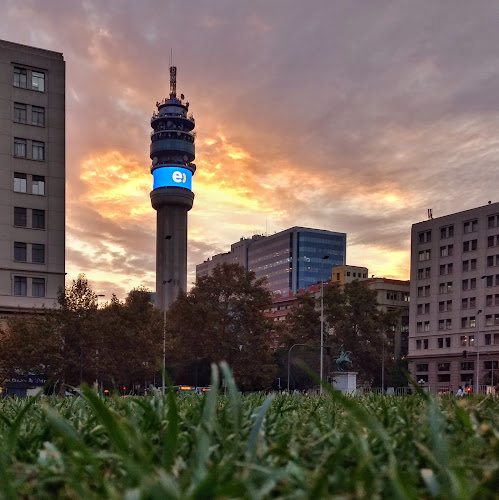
[150,139,195,158]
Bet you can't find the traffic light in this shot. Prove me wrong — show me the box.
[462,350,467,358]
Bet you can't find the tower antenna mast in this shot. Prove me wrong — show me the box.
[169,49,177,98]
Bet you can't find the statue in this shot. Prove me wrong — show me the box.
[334,345,353,372]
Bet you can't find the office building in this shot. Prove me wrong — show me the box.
[196,227,346,295]
[331,265,368,285]
[0,40,65,318]
[150,66,196,311]
[408,202,499,393]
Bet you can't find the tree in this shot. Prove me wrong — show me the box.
[166,263,277,391]
[323,280,398,385]
[97,288,163,391]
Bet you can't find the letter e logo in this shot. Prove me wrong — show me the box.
[172,171,182,183]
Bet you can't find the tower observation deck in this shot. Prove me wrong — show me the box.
[150,66,196,311]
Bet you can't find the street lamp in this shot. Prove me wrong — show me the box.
[320,255,329,395]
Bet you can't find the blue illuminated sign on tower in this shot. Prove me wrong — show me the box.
[153,166,192,191]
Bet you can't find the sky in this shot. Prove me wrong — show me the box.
[2,0,499,299]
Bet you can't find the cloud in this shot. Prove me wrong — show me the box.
[3,0,499,298]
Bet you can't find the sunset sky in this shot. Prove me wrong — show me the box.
[2,1,499,299]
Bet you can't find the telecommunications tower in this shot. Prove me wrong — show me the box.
[150,66,196,311]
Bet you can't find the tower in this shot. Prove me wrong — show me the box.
[150,66,195,311]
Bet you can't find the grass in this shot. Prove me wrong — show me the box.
[0,363,498,499]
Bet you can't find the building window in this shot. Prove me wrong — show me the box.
[440,245,453,257]
[463,219,478,233]
[32,141,45,161]
[463,239,478,252]
[14,242,27,262]
[416,340,421,349]
[487,255,499,267]
[13,67,27,88]
[417,322,423,333]
[437,374,451,382]
[440,263,453,275]
[14,276,27,296]
[485,334,491,345]
[32,244,45,264]
[418,267,431,279]
[32,277,46,297]
[14,138,26,158]
[31,106,45,126]
[462,259,477,272]
[13,102,27,123]
[438,363,450,371]
[485,294,499,306]
[32,175,45,195]
[438,337,444,348]
[419,230,432,243]
[488,215,499,228]
[461,362,474,371]
[424,321,430,332]
[485,314,499,326]
[416,363,428,372]
[487,235,498,248]
[439,282,453,294]
[485,274,499,287]
[14,207,27,227]
[32,209,45,229]
[423,339,429,349]
[446,337,451,347]
[387,291,398,300]
[461,317,476,329]
[440,225,454,239]
[31,71,45,92]
[418,250,431,261]
[14,172,27,193]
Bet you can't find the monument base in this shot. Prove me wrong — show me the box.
[330,371,357,394]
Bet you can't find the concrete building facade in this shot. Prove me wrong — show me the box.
[331,265,368,285]
[0,40,65,318]
[408,202,499,393]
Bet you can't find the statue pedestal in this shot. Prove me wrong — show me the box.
[331,372,357,394]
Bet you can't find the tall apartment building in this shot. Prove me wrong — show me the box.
[196,227,347,295]
[408,202,499,393]
[0,40,65,317]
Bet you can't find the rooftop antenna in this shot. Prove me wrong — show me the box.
[427,208,433,219]
[169,49,177,98]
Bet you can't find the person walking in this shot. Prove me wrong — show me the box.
[456,386,464,396]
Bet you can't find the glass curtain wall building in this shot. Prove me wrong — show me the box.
[248,227,346,295]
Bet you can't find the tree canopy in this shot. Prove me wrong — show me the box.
[166,263,277,391]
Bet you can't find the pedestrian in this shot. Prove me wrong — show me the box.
[456,386,464,397]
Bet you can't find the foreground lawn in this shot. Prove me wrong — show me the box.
[0,366,498,499]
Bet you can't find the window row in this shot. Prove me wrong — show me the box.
[13,242,45,264]
[485,333,499,345]
[417,267,431,279]
[13,102,45,126]
[14,138,45,161]
[418,250,431,261]
[461,317,477,328]
[416,361,499,372]
[439,263,453,275]
[14,207,45,229]
[439,300,452,312]
[13,173,45,195]
[13,66,45,92]
[462,259,477,271]
[418,230,432,243]
[386,291,409,301]
[461,297,476,309]
[462,278,476,291]
[13,276,45,297]
[439,281,453,294]
[438,319,453,330]
[418,285,431,297]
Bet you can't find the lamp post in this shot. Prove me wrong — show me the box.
[320,255,329,395]
[476,309,482,394]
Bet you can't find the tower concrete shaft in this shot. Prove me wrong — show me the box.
[150,66,196,311]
